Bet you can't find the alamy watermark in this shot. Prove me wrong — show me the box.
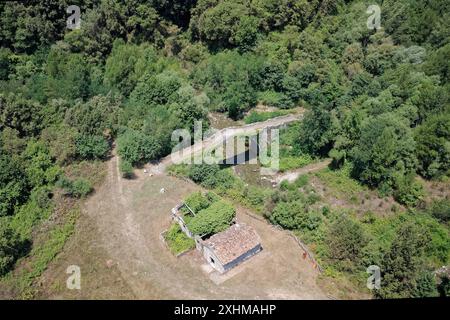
[67,5,81,30]
[66,265,81,290]
[170,121,279,175]
[366,265,381,290]
[366,4,381,30]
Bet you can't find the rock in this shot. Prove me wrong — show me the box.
[160,188,166,194]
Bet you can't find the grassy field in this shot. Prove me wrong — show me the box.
[0,161,107,299]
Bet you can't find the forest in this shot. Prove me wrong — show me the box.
[0,0,449,299]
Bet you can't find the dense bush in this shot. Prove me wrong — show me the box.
[164,223,195,255]
[427,199,450,224]
[183,191,212,214]
[414,113,450,179]
[0,153,27,216]
[188,163,219,182]
[191,51,259,119]
[56,177,92,198]
[75,135,109,160]
[376,223,430,299]
[65,95,120,137]
[40,124,77,165]
[0,93,43,136]
[119,159,134,179]
[351,114,417,189]
[393,176,425,207]
[326,215,368,264]
[130,70,182,106]
[0,223,24,276]
[269,200,320,231]
[187,200,235,236]
[117,129,162,165]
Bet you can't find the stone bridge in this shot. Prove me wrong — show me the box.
[159,113,303,169]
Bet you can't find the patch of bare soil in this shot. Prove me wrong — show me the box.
[273,159,333,184]
[420,177,450,203]
[40,152,328,299]
[308,176,404,217]
[208,112,243,130]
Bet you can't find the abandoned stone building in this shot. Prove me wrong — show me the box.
[171,204,262,273]
[199,223,262,273]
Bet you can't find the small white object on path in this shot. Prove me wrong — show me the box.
[160,188,165,194]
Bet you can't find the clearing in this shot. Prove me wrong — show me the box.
[38,150,328,299]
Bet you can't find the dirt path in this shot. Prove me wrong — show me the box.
[51,150,327,299]
[273,159,332,184]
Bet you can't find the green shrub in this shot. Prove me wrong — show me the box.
[167,164,190,177]
[257,91,294,109]
[376,223,430,299]
[75,134,110,160]
[164,224,195,255]
[279,175,309,191]
[119,159,134,179]
[394,177,425,207]
[184,191,212,213]
[186,200,235,236]
[70,179,92,197]
[278,155,313,172]
[117,129,162,165]
[326,215,368,264]
[306,192,321,205]
[427,199,450,223]
[414,272,439,297]
[0,222,25,276]
[269,200,320,230]
[322,206,330,216]
[10,200,51,240]
[245,186,268,207]
[294,175,309,188]
[188,164,220,186]
[0,153,28,216]
[130,70,182,106]
[30,186,53,209]
[279,180,292,191]
[57,177,92,198]
[415,113,450,179]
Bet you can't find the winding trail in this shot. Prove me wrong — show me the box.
[46,111,329,299]
[273,159,333,184]
[78,147,327,299]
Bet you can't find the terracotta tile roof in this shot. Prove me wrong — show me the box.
[204,223,261,265]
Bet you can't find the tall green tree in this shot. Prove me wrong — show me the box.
[351,114,417,190]
[326,215,368,265]
[414,112,450,179]
[0,222,25,276]
[0,153,27,216]
[377,223,430,299]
